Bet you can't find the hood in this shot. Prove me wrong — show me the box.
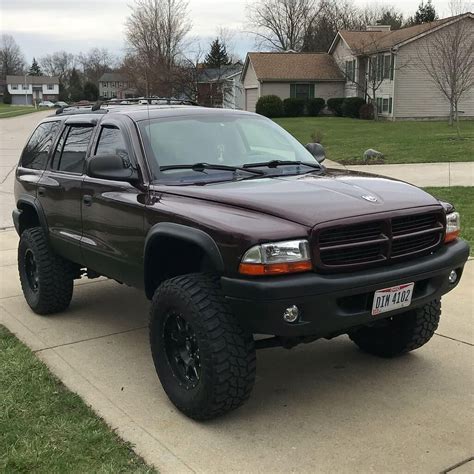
[153,169,442,227]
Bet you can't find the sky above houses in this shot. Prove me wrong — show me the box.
[0,0,462,63]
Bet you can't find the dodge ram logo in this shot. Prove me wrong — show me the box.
[362,194,378,202]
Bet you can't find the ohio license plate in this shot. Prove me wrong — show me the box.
[371,282,414,316]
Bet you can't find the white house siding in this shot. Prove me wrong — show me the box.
[332,39,358,97]
[394,18,474,119]
[261,82,289,98]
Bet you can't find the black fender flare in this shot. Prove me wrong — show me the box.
[144,222,224,297]
[14,196,49,236]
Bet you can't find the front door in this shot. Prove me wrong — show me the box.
[80,118,146,287]
[37,121,95,264]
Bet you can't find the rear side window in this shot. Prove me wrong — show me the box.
[21,121,59,170]
[53,125,94,174]
[95,126,129,159]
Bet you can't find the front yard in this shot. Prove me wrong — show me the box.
[0,326,154,473]
[275,117,474,164]
[0,104,42,119]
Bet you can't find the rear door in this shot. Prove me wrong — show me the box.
[37,119,96,264]
[80,116,147,286]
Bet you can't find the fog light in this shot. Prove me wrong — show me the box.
[448,270,458,284]
[283,305,299,323]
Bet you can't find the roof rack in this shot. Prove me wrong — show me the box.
[55,97,198,116]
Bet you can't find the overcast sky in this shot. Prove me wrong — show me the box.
[0,0,462,63]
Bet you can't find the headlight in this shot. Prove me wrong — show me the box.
[239,239,312,275]
[445,211,460,243]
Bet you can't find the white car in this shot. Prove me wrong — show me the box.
[38,101,55,108]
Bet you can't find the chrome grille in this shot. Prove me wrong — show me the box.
[315,211,444,271]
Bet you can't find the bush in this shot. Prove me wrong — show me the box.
[3,86,12,104]
[283,98,305,117]
[341,97,366,118]
[307,98,325,116]
[326,97,345,116]
[359,102,375,120]
[256,95,283,118]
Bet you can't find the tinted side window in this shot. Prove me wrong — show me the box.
[57,126,94,174]
[95,126,129,159]
[21,122,59,170]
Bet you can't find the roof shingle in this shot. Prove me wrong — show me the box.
[247,52,344,81]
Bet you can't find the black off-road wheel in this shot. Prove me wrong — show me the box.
[18,227,75,315]
[349,299,441,358]
[149,273,256,420]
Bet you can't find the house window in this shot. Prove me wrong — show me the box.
[103,82,108,88]
[22,84,28,90]
[383,55,391,79]
[12,84,18,90]
[376,97,393,115]
[382,98,389,113]
[290,83,315,100]
[345,59,356,82]
[110,82,115,87]
[47,84,54,90]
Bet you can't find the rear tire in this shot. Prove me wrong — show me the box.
[18,227,75,315]
[349,299,441,358]
[149,273,256,420]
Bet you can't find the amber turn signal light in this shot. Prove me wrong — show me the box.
[239,260,312,276]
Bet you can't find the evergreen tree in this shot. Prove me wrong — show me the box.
[68,68,83,102]
[83,81,99,101]
[3,85,12,104]
[204,39,231,68]
[28,57,43,76]
[408,1,437,25]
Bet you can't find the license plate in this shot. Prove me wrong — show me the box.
[371,282,414,316]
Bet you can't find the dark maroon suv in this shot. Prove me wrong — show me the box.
[13,104,469,420]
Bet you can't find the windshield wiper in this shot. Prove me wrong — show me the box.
[160,162,264,175]
[243,160,320,169]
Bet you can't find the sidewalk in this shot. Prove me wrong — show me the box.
[325,160,474,187]
[1,227,473,473]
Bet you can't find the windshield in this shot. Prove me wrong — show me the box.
[138,114,320,183]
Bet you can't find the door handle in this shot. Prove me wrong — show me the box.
[83,195,93,206]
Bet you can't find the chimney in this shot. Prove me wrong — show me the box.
[366,25,392,32]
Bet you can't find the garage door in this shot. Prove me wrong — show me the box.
[245,88,258,112]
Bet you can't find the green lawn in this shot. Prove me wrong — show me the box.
[0,325,155,473]
[424,187,473,253]
[275,117,474,164]
[0,103,43,118]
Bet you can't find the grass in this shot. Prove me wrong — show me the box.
[0,325,155,473]
[424,186,473,253]
[0,103,43,118]
[275,117,474,164]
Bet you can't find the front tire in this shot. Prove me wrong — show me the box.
[18,227,75,315]
[349,299,441,358]
[149,274,256,420]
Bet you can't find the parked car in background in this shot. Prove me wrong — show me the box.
[54,101,69,108]
[38,100,55,108]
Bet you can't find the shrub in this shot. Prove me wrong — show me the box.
[3,86,12,104]
[307,98,325,116]
[341,97,366,118]
[283,97,305,117]
[326,97,345,116]
[256,95,283,118]
[359,102,375,120]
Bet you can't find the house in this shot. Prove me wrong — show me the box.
[329,12,474,119]
[99,73,137,100]
[241,52,345,112]
[6,75,59,105]
[197,63,244,109]
[241,12,474,120]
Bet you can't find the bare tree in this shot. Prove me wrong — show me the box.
[76,48,116,84]
[416,15,474,132]
[39,51,75,83]
[126,0,191,96]
[247,0,320,51]
[0,34,25,80]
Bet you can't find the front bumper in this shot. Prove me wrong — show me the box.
[221,239,470,338]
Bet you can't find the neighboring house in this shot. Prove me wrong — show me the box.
[6,75,59,105]
[329,12,474,119]
[99,73,137,99]
[197,63,244,109]
[241,52,345,112]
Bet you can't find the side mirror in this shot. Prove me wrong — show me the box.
[305,143,326,164]
[86,154,138,182]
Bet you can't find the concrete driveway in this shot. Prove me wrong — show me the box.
[1,112,473,472]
